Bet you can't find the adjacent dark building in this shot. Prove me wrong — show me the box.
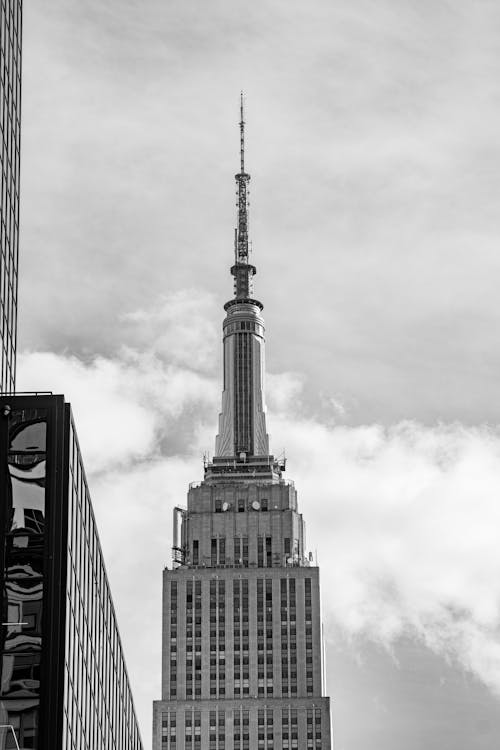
[0,0,22,393]
[152,101,332,750]
[0,394,144,750]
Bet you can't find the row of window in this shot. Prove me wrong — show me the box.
[159,707,323,748]
[214,496,269,512]
[190,536,299,568]
[225,319,262,332]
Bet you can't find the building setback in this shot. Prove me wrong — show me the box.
[0,394,144,750]
[0,0,22,393]
[152,100,332,750]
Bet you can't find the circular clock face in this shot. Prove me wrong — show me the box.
[252,500,261,510]
[222,502,229,511]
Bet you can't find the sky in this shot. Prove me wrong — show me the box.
[16,1,500,748]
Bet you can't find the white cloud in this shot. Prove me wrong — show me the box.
[121,289,220,373]
[18,341,500,703]
[266,371,303,414]
[271,416,500,695]
[17,348,218,472]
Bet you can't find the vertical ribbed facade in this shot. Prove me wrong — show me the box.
[215,301,269,459]
[0,0,22,393]
[152,104,332,750]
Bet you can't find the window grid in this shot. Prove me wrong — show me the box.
[64,417,143,749]
[305,577,314,695]
[185,581,203,699]
[160,710,176,748]
[257,578,274,697]
[209,580,226,698]
[280,578,297,697]
[0,0,21,393]
[233,708,249,750]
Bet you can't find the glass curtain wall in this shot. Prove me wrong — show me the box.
[0,397,144,749]
[0,0,22,393]
[62,413,143,750]
[0,407,46,748]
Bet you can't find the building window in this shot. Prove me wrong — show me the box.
[211,539,217,566]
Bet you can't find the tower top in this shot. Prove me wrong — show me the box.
[234,93,251,268]
[239,91,245,173]
[211,96,284,478]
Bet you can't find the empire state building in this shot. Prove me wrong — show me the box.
[152,100,332,750]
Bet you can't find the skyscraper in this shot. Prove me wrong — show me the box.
[0,0,22,393]
[0,394,144,750]
[152,100,332,750]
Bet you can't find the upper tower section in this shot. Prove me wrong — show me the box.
[210,96,284,483]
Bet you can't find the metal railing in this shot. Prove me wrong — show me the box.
[171,555,314,570]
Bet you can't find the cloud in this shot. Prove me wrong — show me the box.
[121,289,220,373]
[18,334,500,705]
[270,416,500,695]
[17,349,218,473]
[266,371,303,415]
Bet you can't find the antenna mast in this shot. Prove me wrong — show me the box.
[235,91,250,264]
[240,91,245,173]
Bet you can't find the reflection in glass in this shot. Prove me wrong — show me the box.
[1,654,41,698]
[0,722,20,750]
[4,545,44,581]
[6,419,46,537]
[0,413,45,750]
[3,578,42,654]
[0,699,38,749]
[9,421,46,453]
[7,462,45,535]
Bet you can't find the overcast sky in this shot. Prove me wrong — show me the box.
[17,1,500,748]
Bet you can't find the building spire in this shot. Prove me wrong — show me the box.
[235,92,250,266]
[240,90,245,173]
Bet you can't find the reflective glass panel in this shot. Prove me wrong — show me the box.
[0,409,46,749]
